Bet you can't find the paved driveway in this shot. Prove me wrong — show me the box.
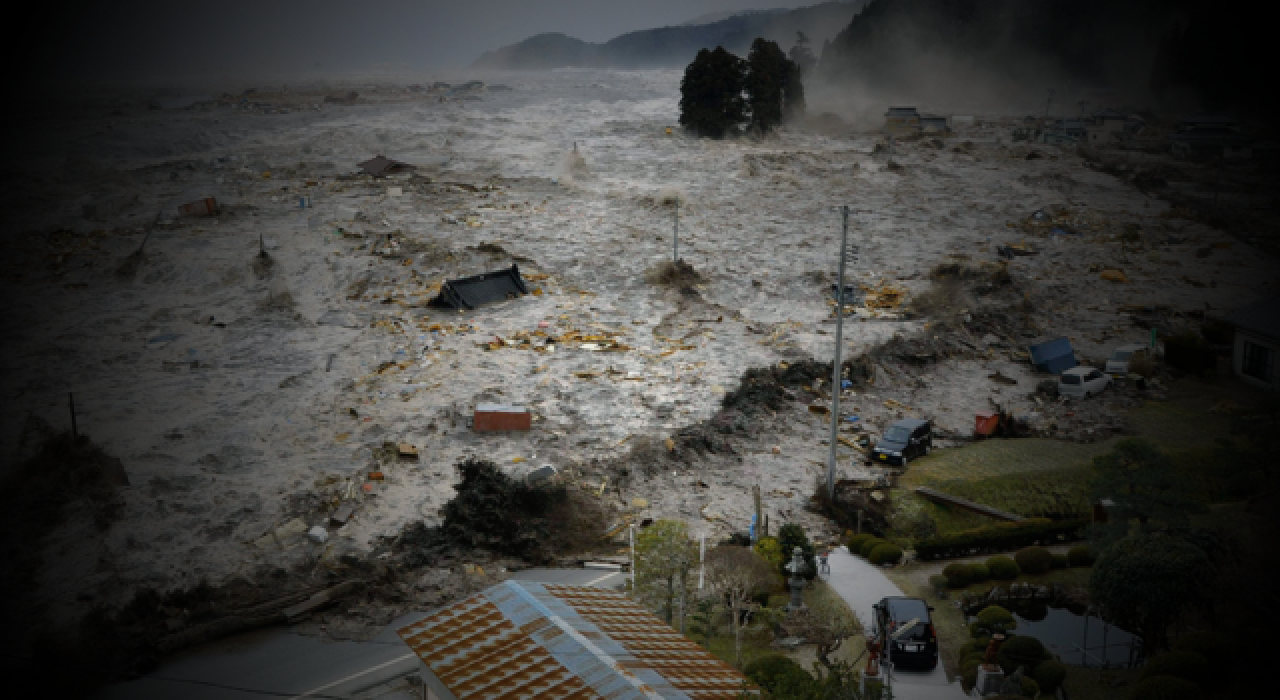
[826,546,968,700]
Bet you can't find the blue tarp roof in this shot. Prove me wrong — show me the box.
[1029,336,1077,374]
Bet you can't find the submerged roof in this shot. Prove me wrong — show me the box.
[356,154,416,177]
[431,264,529,309]
[397,580,749,700]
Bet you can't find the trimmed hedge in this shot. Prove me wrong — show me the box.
[943,562,974,588]
[1014,546,1053,575]
[1067,544,1095,566]
[859,537,887,559]
[969,562,990,582]
[998,634,1050,674]
[987,555,1020,580]
[1139,651,1210,688]
[1128,676,1202,700]
[869,542,904,565]
[928,574,948,592]
[976,605,1015,630]
[846,533,875,555]
[914,518,1087,560]
[1050,553,1069,569]
[1032,660,1067,694]
[743,654,814,694]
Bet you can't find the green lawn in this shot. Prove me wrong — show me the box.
[888,378,1257,537]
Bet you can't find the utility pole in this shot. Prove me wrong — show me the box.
[69,392,78,439]
[673,197,680,262]
[1044,89,1054,120]
[826,206,852,501]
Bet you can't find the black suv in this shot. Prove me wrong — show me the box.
[873,596,939,671]
[872,419,932,467]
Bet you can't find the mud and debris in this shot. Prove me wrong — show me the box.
[2,69,1275,692]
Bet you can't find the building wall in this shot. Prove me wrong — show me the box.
[1233,329,1278,389]
[885,116,919,136]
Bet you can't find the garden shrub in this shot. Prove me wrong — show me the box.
[928,574,948,592]
[943,562,974,588]
[1017,677,1040,698]
[846,533,875,555]
[1050,553,1069,569]
[743,653,813,694]
[1128,676,1202,700]
[1164,331,1215,376]
[997,634,1050,674]
[859,537,887,559]
[962,638,991,657]
[869,542,903,565]
[969,562,990,582]
[1014,546,1053,575]
[1032,660,1067,694]
[987,555,1020,580]
[914,518,1087,560]
[1174,630,1229,670]
[1138,651,1210,687]
[974,605,1016,636]
[754,535,784,571]
[1067,544,1094,566]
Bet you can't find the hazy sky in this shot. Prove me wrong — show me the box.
[10,0,830,80]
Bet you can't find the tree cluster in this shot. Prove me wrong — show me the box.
[679,38,804,139]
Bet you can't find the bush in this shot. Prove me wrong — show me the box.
[1138,651,1211,687]
[1017,677,1040,698]
[998,634,1050,674]
[1164,331,1215,376]
[987,556,1020,580]
[928,574,948,592]
[754,536,784,572]
[1174,631,1229,670]
[869,542,903,565]
[859,537,887,559]
[969,562,990,582]
[1128,676,1202,700]
[846,533,875,555]
[943,562,974,588]
[1067,544,1095,567]
[974,605,1016,636]
[914,518,1087,560]
[1032,660,1068,694]
[1014,546,1053,575]
[1050,553,1069,569]
[743,653,814,694]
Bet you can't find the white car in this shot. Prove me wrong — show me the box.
[1058,366,1111,399]
[1105,343,1148,377]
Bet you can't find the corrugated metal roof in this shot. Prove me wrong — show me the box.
[431,264,529,309]
[398,581,751,700]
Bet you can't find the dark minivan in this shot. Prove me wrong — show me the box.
[873,596,939,670]
[872,418,932,467]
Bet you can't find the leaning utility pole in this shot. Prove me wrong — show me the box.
[673,197,680,262]
[1044,89,1055,119]
[826,206,853,500]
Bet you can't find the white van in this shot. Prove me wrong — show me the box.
[1059,366,1111,399]
[1105,343,1148,377]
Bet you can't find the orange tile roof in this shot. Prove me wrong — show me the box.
[397,581,752,700]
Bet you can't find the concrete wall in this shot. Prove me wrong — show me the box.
[1233,329,1278,389]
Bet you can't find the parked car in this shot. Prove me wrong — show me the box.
[872,419,932,467]
[1104,343,1148,377]
[1058,366,1111,398]
[873,596,939,670]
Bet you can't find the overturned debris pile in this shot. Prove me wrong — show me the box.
[397,458,604,567]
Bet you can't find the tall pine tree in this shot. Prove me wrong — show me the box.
[678,47,747,139]
[745,38,804,134]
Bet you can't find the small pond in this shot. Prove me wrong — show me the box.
[971,601,1141,668]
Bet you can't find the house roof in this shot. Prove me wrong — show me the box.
[1224,296,1280,342]
[397,580,750,700]
[1093,108,1127,120]
[886,107,919,117]
[356,154,416,177]
[431,264,529,309]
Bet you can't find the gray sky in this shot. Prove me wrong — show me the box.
[10,0,830,80]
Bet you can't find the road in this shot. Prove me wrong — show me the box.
[825,546,969,700]
[94,568,628,699]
